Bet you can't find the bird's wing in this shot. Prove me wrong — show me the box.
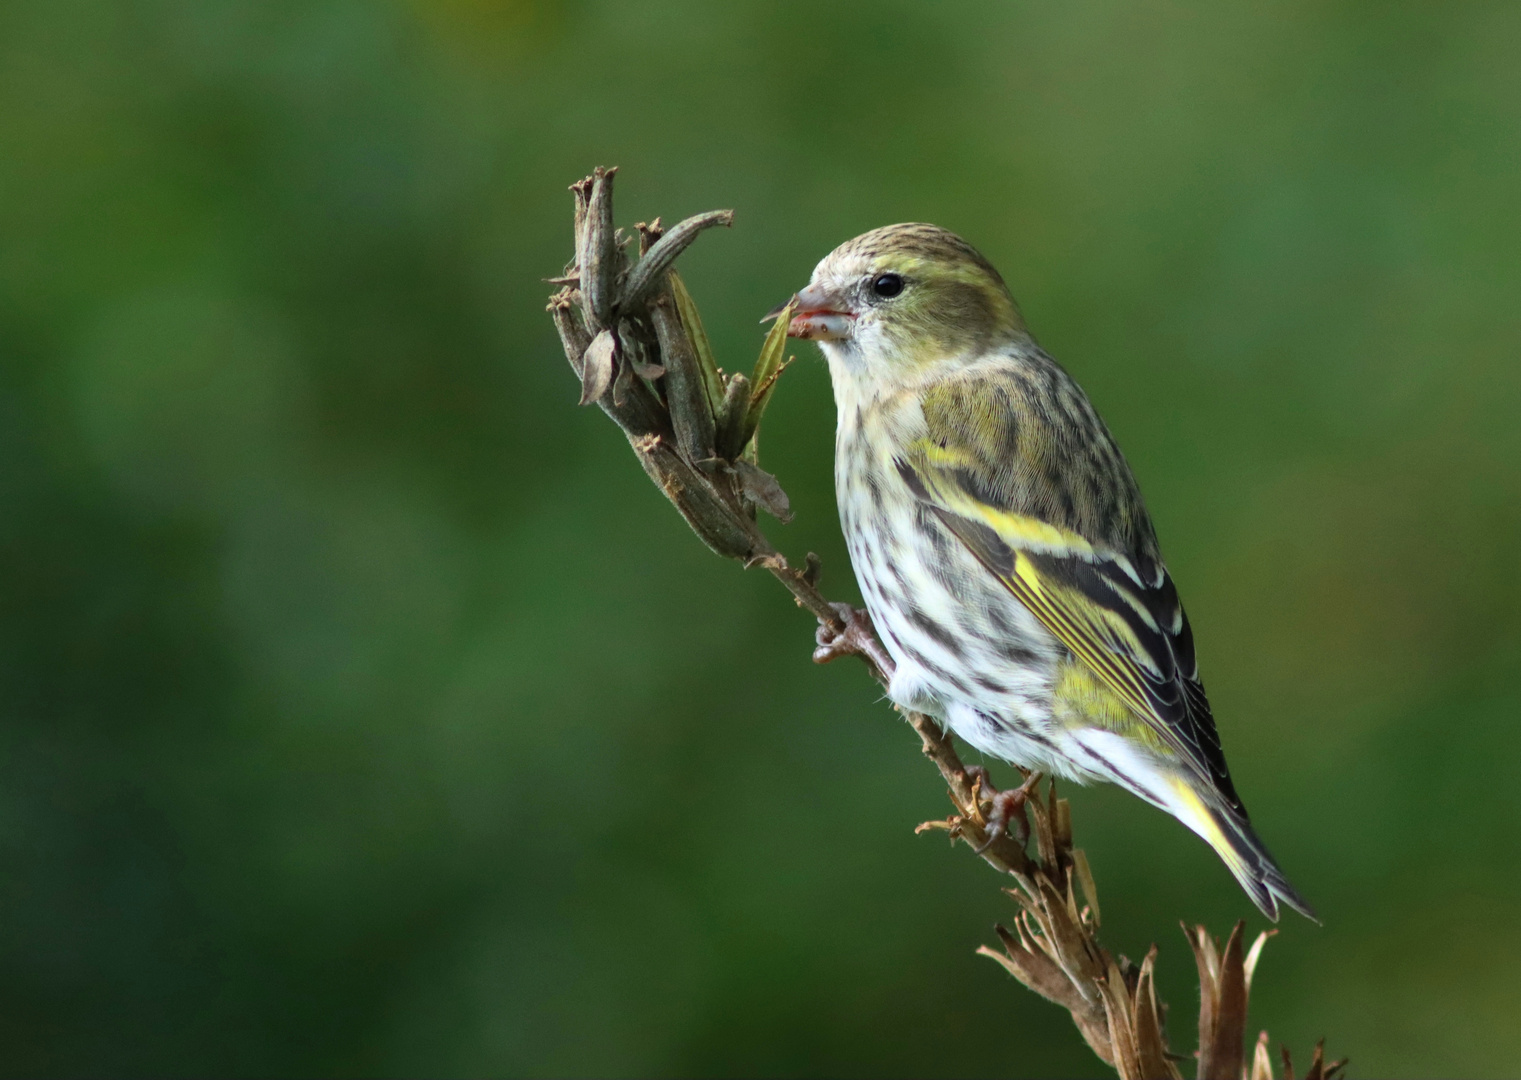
[897,368,1240,808]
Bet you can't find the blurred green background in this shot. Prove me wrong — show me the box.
[2,1,1519,1075]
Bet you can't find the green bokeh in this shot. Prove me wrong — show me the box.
[2,1,1519,1075]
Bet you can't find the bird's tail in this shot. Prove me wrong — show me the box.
[1162,776,1317,923]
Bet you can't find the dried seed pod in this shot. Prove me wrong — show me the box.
[650,294,716,463]
[620,209,734,311]
[716,372,751,461]
[548,289,591,378]
[569,176,592,264]
[636,217,663,256]
[627,433,758,560]
[580,166,617,330]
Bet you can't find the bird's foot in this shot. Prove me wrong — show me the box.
[967,766,1042,855]
[813,602,895,677]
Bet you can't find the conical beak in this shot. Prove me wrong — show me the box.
[761,283,855,341]
[761,296,796,322]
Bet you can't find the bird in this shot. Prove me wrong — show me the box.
[767,223,1313,921]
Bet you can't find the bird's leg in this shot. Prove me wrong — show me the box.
[813,602,895,677]
[962,763,993,808]
[970,767,1042,855]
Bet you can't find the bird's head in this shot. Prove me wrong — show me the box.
[766,223,1027,378]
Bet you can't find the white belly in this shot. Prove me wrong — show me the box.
[834,428,1092,776]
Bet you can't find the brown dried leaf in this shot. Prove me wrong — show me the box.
[734,459,793,522]
[979,926,1115,1070]
[1029,790,1059,871]
[1020,905,1063,968]
[578,329,617,406]
[1188,926,1220,1077]
[1036,878,1104,994]
[1302,1039,1347,1080]
[617,319,665,382]
[1197,921,1247,1080]
[1304,1042,1326,1080]
[1130,947,1181,1080]
[1072,848,1101,929]
[612,342,634,407]
[980,926,1081,1010]
[1054,795,1073,850]
[1189,922,1222,991]
[1063,874,1082,926]
[1100,957,1142,1080]
[1243,929,1275,999]
[1250,1031,1274,1080]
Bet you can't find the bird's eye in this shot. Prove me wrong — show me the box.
[870,272,904,299]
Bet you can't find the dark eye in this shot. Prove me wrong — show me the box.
[871,272,904,298]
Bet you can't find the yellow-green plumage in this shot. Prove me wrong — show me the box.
[781,223,1312,921]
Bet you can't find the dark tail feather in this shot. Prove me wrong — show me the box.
[1207,804,1317,923]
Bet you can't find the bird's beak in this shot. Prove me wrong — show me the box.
[762,283,855,341]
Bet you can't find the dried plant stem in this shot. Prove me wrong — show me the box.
[546,168,1343,1080]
